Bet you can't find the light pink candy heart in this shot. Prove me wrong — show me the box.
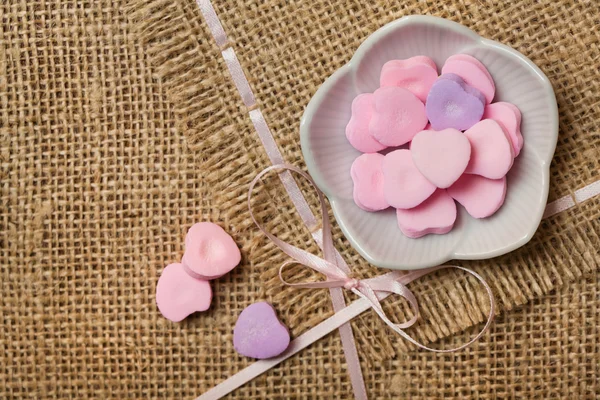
[380,56,438,103]
[396,189,457,238]
[382,149,436,209]
[464,119,514,179]
[448,174,507,218]
[156,263,212,322]
[345,93,387,153]
[442,54,495,104]
[369,87,428,147]
[411,128,471,189]
[182,222,241,280]
[482,102,523,156]
[351,153,389,211]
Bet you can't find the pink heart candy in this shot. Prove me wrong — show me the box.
[482,102,523,156]
[345,93,387,153]
[441,54,495,104]
[396,189,457,238]
[448,174,507,218]
[351,153,389,211]
[464,119,514,179]
[382,149,436,209]
[380,56,438,103]
[233,302,290,359]
[411,128,471,189]
[156,263,212,322]
[369,87,428,147]
[182,222,241,280]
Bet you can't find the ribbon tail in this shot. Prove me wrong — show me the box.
[358,266,496,353]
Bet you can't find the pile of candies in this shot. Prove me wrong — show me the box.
[347,54,523,238]
[156,222,290,359]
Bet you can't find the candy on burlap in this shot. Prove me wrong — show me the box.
[156,263,212,322]
[233,302,291,359]
[182,222,241,280]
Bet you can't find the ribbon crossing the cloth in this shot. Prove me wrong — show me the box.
[248,164,496,353]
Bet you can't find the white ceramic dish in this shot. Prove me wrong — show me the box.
[300,15,558,270]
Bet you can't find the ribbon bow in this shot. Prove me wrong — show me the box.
[248,164,495,352]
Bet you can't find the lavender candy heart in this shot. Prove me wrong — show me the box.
[426,73,485,131]
[233,302,290,359]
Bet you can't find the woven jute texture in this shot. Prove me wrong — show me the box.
[0,0,599,398]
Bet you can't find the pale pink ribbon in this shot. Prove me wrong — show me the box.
[248,164,496,351]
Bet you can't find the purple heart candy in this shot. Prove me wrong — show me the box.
[426,74,485,131]
[233,302,290,359]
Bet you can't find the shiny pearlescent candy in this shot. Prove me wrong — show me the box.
[345,93,387,153]
[426,74,485,131]
[380,56,438,103]
[156,263,212,322]
[182,222,241,280]
[351,153,389,212]
[464,119,514,179]
[369,86,428,147]
[441,54,496,104]
[396,189,457,238]
[382,149,436,209]
[411,128,471,189]
[448,174,507,218]
[482,102,523,156]
[233,302,291,359]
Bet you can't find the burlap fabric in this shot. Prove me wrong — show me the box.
[0,0,598,398]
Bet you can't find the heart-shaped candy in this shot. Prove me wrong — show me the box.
[369,87,428,147]
[411,128,471,189]
[351,153,389,211]
[441,54,495,104]
[345,93,387,153]
[233,302,291,359]
[448,174,507,218]
[382,149,436,209]
[396,189,457,238]
[464,119,514,179]
[182,222,241,280]
[380,56,438,103]
[482,102,523,156]
[426,74,485,131]
[156,263,212,322]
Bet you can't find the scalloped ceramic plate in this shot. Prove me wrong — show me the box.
[300,16,558,270]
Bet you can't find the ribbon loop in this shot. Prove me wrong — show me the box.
[249,164,495,353]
